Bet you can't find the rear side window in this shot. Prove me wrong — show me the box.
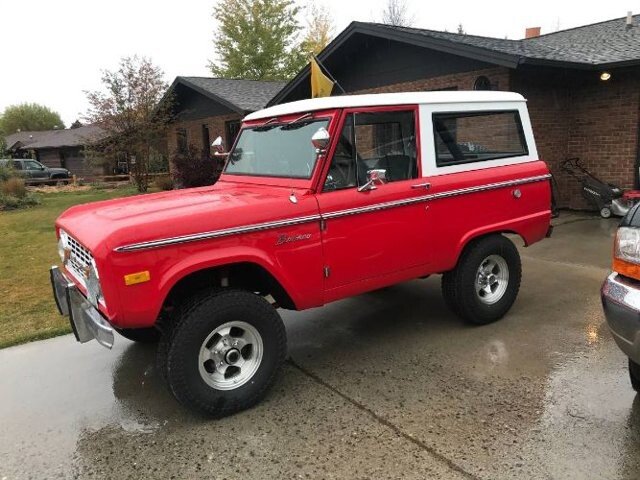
[433,110,528,167]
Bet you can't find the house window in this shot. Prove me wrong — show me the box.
[225,120,241,147]
[473,76,492,91]
[202,124,210,155]
[324,110,417,191]
[176,128,188,154]
[433,110,528,167]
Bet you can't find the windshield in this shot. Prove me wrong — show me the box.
[225,119,329,179]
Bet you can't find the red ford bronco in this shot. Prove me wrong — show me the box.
[51,91,552,416]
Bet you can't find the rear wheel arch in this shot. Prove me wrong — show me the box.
[442,233,522,324]
[454,229,524,265]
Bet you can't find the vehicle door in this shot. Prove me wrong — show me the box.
[315,107,432,297]
[11,160,27,179]
[23,160,49,181]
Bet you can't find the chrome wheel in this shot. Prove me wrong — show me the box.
[198,321,263,391]
[475,255,509,305]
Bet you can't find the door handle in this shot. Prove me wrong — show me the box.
[411,182,431,190]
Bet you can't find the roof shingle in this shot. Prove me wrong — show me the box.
[373,14,640,66]
[5,125,105,150]
[178,77,286,112]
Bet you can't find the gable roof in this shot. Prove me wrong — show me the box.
[168,77,286,114]
[380,14,640,67]
[270,16,640,105]
[5,125,105,151]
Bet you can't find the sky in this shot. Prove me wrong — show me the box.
[0,0,637,127]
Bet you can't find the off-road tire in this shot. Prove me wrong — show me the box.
[161,289,287,417]
[441,235,521,325]
[630,359,640,392]
[115,326,161,343]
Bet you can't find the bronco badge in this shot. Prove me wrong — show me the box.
[276,233,312,245]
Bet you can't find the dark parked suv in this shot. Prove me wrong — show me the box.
[0,159,71,185]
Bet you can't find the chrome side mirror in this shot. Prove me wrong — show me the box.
[211,136,228,156]
[358,169,387,192]
[311,127,330,154]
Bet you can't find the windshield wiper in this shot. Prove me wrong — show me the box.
[281,113,313,130]
[254,117,279,132]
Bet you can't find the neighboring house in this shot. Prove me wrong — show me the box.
[162,77,285,158]
[270,15,640,209]
[5,125,106,179]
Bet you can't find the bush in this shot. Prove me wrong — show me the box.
[171,144,221,188]
[154,175,174,191]
[1,177,27,199]
[0,193,39,211]
[0,164,15,182]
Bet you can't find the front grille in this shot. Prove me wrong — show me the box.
[66,235,93,288]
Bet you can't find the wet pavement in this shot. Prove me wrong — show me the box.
[1,213,640,479]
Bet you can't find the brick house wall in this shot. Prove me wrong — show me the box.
[355,67,510,95]
[514,69,640,209]
[167,113,243,159]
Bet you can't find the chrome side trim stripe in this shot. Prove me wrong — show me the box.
[322,194,432,219]
[114,174,551,252]
[430,174,552,201]
[323,174,551,220]
[114,214,321,252]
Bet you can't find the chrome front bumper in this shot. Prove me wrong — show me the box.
[601,272,640,364]
[50,266,114,349]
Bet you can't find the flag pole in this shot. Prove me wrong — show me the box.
[312,54,346,94]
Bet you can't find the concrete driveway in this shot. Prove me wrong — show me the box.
[1,213,639,479]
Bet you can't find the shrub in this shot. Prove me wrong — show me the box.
[1,177,27,199]
[154,175,174,191]
[0,192,39,211]
[171,144,221,188]
[0,164,15,182]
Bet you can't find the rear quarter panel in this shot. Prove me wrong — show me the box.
[418,100,550,273]
[426,161,551,273]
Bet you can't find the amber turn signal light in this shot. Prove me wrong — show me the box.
[613,257,640,281]
[124,270,151,286]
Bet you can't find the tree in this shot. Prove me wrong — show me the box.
[84,56,170,193]
[299,4,334,57]
[209,0,305,80]
[381,0,414,27]
[70,119,83,129]
[0,103,65,134]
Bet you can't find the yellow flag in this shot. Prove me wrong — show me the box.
[310,58,334,98]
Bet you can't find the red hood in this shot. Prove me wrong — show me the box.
[56,181,318,254]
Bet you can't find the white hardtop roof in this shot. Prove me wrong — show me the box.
[245,91,525,121]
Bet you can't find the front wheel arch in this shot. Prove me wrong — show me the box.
[160,262,297,318]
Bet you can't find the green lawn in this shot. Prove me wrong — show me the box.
[0,187,139,348]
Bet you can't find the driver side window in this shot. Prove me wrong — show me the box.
[24,161,42,171]
[324,110,418,191]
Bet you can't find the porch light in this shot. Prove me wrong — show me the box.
[600,72,612,81]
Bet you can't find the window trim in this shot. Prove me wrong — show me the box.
[223,117,331,180]
[432,109,529,168]
[321,105,421,193]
